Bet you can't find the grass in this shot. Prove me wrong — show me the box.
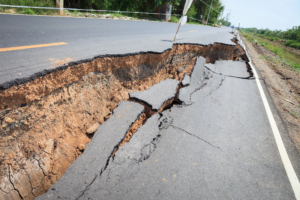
[0,0,54,7]
[187,21,201,25]
[170,16,179,23]
[110,13,126,18]
[0,0,57,15]
[246,31,300,50]
[241,30,300,71]
[290,110,300,119]
[285,40,300,50]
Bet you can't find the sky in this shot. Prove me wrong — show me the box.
[220,0,300,30]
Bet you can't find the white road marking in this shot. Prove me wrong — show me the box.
[240,36,300,200]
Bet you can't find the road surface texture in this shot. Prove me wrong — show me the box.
[0,14,300,200]
[0,14,234,86]
[39,56,300,199]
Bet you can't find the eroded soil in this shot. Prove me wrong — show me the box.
[0,43,245,200]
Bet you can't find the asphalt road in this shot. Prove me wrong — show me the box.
[1,14,300,199]
[38,56,300,200]
[0,14,234,85]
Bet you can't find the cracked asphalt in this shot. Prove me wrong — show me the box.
[38,56,300,200]
[0,14,235,86]
[2,14,299,200]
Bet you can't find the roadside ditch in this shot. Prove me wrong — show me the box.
[0,40,247,200]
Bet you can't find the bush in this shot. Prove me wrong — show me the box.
[269,37,280,41]
[170,16,179,23]
[23,8,35,15]
[285,40,293,45]
[289,42,300,49]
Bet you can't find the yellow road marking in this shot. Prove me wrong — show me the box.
[189,30,198,32]
[0,42,67,52]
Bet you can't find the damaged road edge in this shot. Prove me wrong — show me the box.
[0,39,250,200]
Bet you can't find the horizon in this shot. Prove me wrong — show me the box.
[220,0,300,31]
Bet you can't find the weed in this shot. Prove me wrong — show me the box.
[0,0,54,7]
[170,16,179,23]
[240,31,300,71]
[259,56,267,59]
[23,8,35,15]
[290,110,300,119]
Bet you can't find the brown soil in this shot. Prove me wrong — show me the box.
[240,34,300,154]
[120,113,147,147]
[0,43,245,200]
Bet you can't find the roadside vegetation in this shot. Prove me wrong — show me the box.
[0,0,231,26]
[242,26,300,50]
[0,0,57,15]
[241,30,300,72]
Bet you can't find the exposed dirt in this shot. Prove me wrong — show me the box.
[0,43,245,200]
[240,34,300,155]
[120,113,147,147]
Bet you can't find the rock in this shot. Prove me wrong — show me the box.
[177,66,185,73]
[181,73,191,86]
[86,123,100,134]
[105,14,112,18]
[77,144,85,151]
[91,14,97,17]
[4,117,14,124]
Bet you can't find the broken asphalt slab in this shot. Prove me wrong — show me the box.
[205,60,250,78]
[35,55,300,199]
[129,79,179,111]
[78,70,295,200]
[181,73,191,86]
[78,113,174,199]
[178,56,209,104]
[36,101,144,200]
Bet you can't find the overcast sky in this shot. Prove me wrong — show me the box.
[220,0,300,30]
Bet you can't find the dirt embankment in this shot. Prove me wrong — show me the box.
[240,34,300,154]
[0,42,245,200]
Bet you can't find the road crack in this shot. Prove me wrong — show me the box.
[170,125,221,149]
[8,164,23,199]
[204,66,253,80]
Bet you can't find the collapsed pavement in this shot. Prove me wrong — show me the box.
[0,38,250,200]
[38,56,295,200]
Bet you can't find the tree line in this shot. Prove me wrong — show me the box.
[63,0,228,25]
[0,0,231,25]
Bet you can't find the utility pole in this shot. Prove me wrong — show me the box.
[206,0,213,25]
[56,0,64,15]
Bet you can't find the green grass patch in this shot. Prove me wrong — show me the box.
[23,7,35,14]
[0,0,54,7]
[240,30,300,71]
[290,110,300,119]
[170,16,179,23]
[0,0,57,15]
[284,40,300,49]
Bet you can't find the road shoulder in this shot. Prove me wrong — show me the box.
[240,34,300,180]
